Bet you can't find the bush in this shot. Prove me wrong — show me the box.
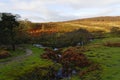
[104,42,120,47]
[61,48,91,68]
[42,48,91,68]
[38,29,92,48]
[0,50,11,59]
[41,48,60,62]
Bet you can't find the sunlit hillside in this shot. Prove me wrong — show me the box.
[29,16,120,36]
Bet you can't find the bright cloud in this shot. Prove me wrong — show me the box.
[0,0,120,22]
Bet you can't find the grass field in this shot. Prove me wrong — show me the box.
[0,37,120,80]
[0,45,54,80]
[84,37,120,80]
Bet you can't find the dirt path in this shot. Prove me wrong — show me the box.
[25,49,32,56]
[0,49,32,66]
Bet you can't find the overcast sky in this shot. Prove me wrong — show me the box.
[0,0,120,22]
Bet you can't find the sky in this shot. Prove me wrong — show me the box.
[0,0,120,22]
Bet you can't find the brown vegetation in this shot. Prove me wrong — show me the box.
[41,47,91,68]
[0,50,11,59]
[104,42,120,47]
[61,48,91,68]
[41,48,59,62]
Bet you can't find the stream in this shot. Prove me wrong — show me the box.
[33,40,94,80]
[56,67,77,79]
[33,44,78,80]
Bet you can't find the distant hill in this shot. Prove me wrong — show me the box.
[68,16,120,22]
[29,16,120,35]
[62,16,120,32]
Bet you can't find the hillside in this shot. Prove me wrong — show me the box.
[29,16,120,35]
[65,16,120,32]
[69,16,120,21]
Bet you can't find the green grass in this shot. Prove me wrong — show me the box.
[0,45,54,80]
[0,37,120,80]
[84,37,120,80]
[70,37,120,80]
[90,37,120,44]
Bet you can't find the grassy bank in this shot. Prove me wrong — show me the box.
[84,37,120,80]
[0,45,53,80]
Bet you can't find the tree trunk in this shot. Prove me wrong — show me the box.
[12,43,15,51]
[11,29,16,51]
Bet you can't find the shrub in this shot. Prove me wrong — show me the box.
[38,29,92,48]
[42,48,91,68]
[0,50,11,59]
[104,42,120,47]
[41,48,59,62]
[61,48,91,68]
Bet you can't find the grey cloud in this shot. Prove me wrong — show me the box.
[0,0,120,22]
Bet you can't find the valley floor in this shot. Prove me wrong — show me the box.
[84,37,120,80]
[0,37,120,80]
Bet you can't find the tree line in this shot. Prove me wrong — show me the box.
[0,12,120,50]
